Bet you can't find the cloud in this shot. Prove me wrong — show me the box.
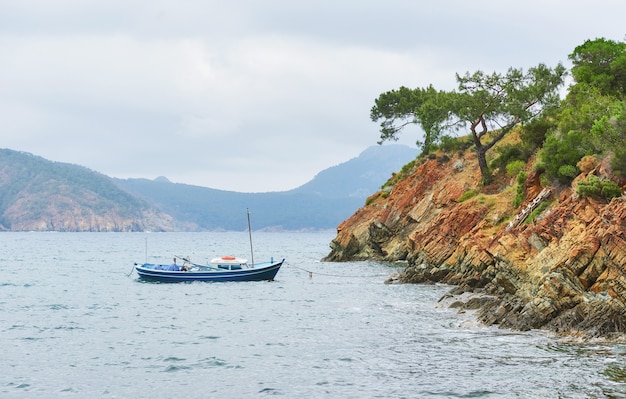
[1,0,625,191]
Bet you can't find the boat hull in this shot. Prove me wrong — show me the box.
[135,259,284,283]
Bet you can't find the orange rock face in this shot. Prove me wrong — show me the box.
[323,152,626,340]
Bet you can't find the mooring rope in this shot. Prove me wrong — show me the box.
[288,264,393,279]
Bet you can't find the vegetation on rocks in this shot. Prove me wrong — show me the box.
[371,60,566,185]
[326,37,626,340]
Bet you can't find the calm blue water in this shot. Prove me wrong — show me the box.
[1,232,625,398]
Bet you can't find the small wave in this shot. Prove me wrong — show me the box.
[164,364,192,372]
[195,356,231,368]
[21,337,43,341]
[8,324,26,331]
[258,387,282,395]
[53,325,84,331]
[48,304,70,310]
[161,356,236,372]
[163,356,186,362]
[198,335,220,340]
[419,389,497,398]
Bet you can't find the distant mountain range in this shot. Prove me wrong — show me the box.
[0,145,417,231]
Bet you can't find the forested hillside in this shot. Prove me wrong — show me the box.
[0,145,417,231]
[370,37,626,192]
[0,149,175,231]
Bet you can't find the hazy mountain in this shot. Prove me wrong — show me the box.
[115,145,418,230]
[0,145,417,231]
[291,145,419,198]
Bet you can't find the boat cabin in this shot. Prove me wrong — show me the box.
[210,256,248,270]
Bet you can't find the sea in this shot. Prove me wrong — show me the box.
[1,231,625,399]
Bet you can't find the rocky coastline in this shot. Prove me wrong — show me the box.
[323,151,626,341]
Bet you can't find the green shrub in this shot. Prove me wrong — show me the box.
[491,144,523,170]
[476,194,495,207]
[558,164,580,180]
[506,160,526,178]
[438,135,458,152]
[457,189,478,202]
[381,159,418,192]
[520,115,557,149]
[437,135,472,153]
[541,130,588,183]
[381,173,397,190]
[400,160,416,175]
[602,182,623,199]
[491,143,534,172]
[512,171,527,208]
[576,175,622,200]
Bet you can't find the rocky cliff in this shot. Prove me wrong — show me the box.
[323,150,626,341]
[3,199,180,232]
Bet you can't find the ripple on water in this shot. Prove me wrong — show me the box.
[1,232,625,399]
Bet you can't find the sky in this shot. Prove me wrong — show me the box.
[1,1,625,192]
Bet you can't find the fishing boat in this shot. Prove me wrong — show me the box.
[132,208,284,283]
[134,256,284,283]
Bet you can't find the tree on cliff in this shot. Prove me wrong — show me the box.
[372,64,566,185]
[541,38,626,181]
[569,37,626,98]
[454,64,566,184]
[370,85,452,155]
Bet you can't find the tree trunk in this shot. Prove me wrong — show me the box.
[474,141,492,185]
[471,116,493,185]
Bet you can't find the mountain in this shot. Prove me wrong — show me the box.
[0,145,417,231]
[0,149,177,231]
[115,144,418,230]
[291,145,419,198]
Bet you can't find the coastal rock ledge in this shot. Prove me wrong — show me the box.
[323,152,626,341]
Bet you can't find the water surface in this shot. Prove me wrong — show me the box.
[1,232,625,398]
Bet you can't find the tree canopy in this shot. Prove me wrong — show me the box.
[371,63,566,184]
[541,38,626,182]
[370,85,452,155]
[569,37,626,98]
[372,37,626,190]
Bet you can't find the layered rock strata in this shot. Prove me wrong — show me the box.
[323,152,626,340]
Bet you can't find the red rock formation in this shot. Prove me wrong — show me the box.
[323,151,626,340]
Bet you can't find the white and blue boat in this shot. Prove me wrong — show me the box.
[134,256,284,283]
[133,209,284,283]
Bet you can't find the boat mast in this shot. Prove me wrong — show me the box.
[247,208,254,267]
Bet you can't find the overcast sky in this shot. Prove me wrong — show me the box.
[1,1,624,192]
